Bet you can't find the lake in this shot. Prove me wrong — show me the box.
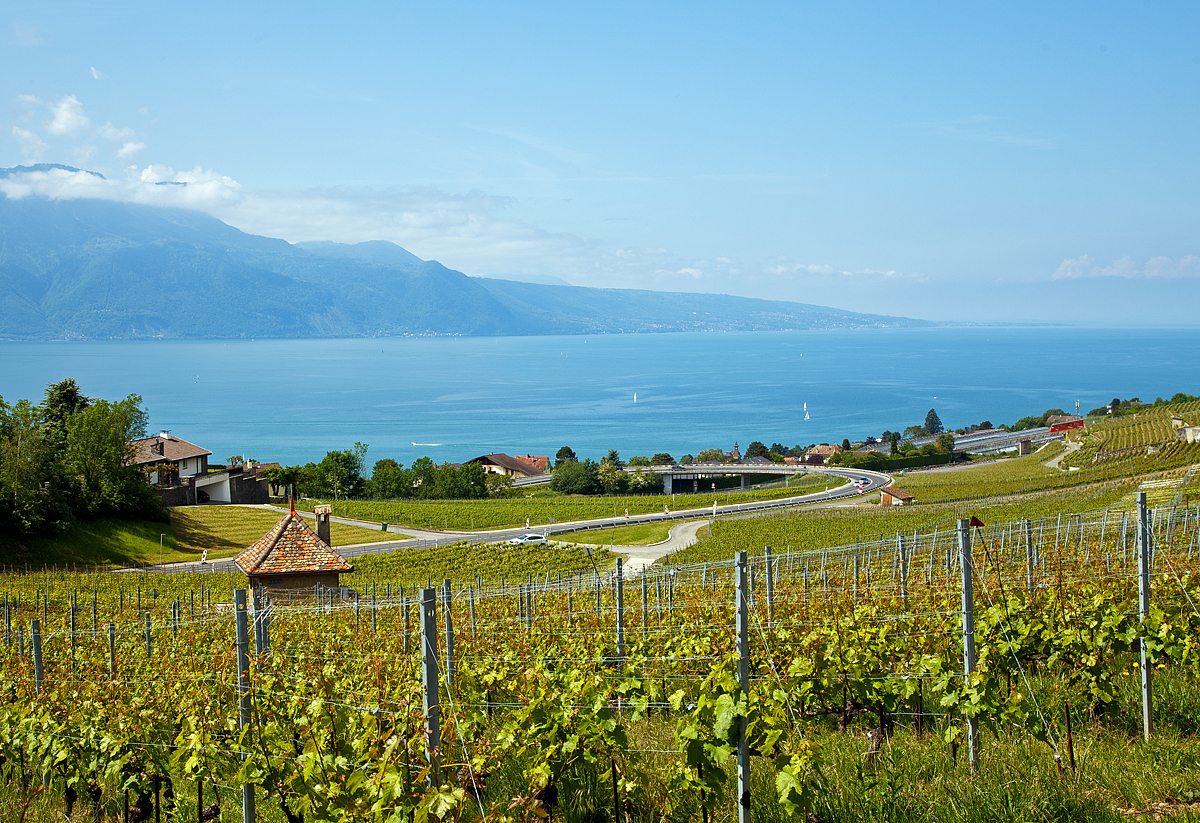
[1,327,1197,467]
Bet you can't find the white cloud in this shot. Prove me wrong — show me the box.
[90,67,104,80]
[11,126,47,159]
[1053,254,1200,280]
[926,115,1051,148]
[71,144,96,165]
[97,122,135,141]
[116,141,146,158]
[12,22,42,47]
[0,164,243,211]
[47,95,89,136]
[764,258,925,282]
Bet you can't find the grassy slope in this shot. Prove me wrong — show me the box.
[169,505,402,563]
[561,520,677,546]
[0,506,404,567]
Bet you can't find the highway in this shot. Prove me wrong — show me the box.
[151,466,892,575]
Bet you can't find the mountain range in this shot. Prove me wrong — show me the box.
[0,165,930,340]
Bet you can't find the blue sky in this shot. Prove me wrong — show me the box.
[2,1,1198,323]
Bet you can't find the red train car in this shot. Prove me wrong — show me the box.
[1049,419,1085,432]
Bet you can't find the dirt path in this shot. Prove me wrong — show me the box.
[572,520,710,577]
[1044,440,1081,470]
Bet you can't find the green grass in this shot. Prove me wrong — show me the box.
[564,520,678,546]
[0,506,407,568]
[0,517,177,567]
[169,505,405,562]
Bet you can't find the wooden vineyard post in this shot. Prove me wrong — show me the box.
[420,588,442,784]
[443,579,455,690]
[1025,519,1035,594]
[31,619,44,696]
[958,519,979,774]
[641,575,648,633]
[403,596,410,654]
[616,558,625,673]
[469,585,477,640]
[765,546,775,628]
[233,590,256,823]
[735,551,750,823]
[1138,492,1153,741]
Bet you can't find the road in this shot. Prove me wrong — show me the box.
[150,466,892,577]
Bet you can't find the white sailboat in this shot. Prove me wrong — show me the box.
[634,392,637,403]
[804,401,809,421]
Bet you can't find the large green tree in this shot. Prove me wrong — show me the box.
[0,381,164,539]
[924,408,944,435]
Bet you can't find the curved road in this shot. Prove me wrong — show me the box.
[155,466,892,576]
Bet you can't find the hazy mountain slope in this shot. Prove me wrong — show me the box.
[473,278,927,332]
[0,169,929,339]
[0,193,524,339]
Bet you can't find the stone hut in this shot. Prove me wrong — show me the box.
[234,506,354,592]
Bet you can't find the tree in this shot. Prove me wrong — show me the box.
[627,455,651,467]
[263,464,312,500]
[841,438,852,452]
[485,472,518,498]
[367,459,410,499]
[550,459,600,494]
[745,441,770,460]
[925,409,943,435]
[597,460,629,494]
[601,449,623,467]
[695,448,726,463]
[42,378,91,449]
[312,444,369,498]
[555,446,577,467]
[903,425,926,439]
[628,469,663,493]
[679,454,694,465]
[650,453,675,465]
[936,433,956,454]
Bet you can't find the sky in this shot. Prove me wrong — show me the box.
[2,1,1199,324]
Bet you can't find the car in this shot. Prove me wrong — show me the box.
[508,533,548,545]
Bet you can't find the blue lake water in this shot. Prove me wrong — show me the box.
[1,327,1197,467]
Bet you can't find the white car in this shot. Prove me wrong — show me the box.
[508,533,548,545]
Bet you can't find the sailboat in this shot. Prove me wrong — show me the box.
[804,401,809,421]
[634,392,637,403]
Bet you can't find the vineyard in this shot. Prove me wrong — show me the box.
[1062,399,1200,471]
[5,495,1200,822]
[293,475,833,533]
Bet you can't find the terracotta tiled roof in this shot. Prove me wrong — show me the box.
[234,510,354,576]
[128,434,212,465]
[515,454,550,473]
[880,486,915,500]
